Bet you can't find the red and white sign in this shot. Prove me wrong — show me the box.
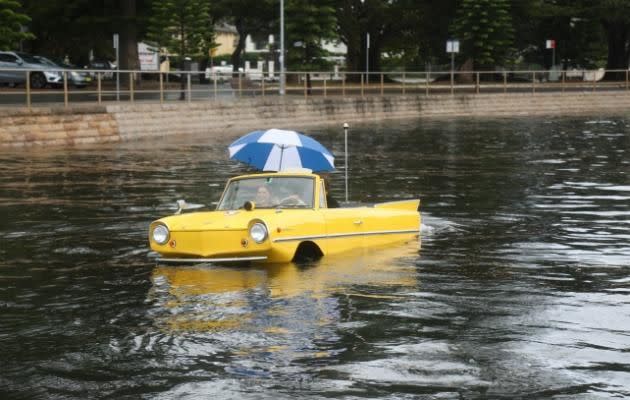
[546,39,556,49]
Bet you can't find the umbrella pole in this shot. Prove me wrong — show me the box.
[343,123,349,202]
[278,145,284,171]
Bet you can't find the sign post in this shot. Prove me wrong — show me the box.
[546,39,556,68]
[113,33,120,101]
[446,40,460,95]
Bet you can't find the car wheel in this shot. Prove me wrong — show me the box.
[30,73,47,89]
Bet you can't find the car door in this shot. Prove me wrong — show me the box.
[0,53,25,83]
[318,180,366,255]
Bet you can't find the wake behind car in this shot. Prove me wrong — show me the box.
[149,170,421,264]
[0,51,63,88]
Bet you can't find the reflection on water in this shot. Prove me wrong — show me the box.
[1,116,629,398]
[149,243,419,333]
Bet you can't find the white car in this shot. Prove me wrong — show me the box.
[0,51,63,88]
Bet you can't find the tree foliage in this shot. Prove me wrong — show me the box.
[285,0,337,70]
[0,0,35,51]
[450,0,515,69]
[146,0,213,62]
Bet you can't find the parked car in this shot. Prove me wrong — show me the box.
[86,60,115,80]
[0,51,63,89]
[34,56,92,88]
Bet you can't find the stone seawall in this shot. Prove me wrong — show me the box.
[2,92,630,147]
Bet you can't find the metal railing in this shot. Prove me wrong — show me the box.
[1,67,629,108]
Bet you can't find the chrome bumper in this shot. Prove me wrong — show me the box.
[156,256,267,264]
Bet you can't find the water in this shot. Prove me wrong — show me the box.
[1,116,629,399]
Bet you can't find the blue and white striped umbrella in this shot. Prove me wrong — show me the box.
[228,129,335,172]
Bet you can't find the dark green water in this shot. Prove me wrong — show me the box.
[1,116,629,399]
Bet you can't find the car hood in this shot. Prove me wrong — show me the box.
[155,209,279,231]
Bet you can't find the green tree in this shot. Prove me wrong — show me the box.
[285,0,337,70]
[450,0,515,69]
[147,0,213,63]
[147,0,214,97]
[0,0,35,50]
[337,0,424,73]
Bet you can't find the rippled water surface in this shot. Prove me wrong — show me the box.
[1,116,629,399]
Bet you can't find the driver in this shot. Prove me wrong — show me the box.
[254,185,276,207]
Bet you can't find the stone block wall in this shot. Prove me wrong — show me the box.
[2,92,630,148]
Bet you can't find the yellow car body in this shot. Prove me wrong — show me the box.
[149,171,421,264]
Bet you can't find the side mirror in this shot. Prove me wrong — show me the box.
[16,59,23,65]
[244,201,256,211]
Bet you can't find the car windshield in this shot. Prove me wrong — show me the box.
[217,176,315,210]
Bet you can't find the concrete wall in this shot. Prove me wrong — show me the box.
[2,92,630,148]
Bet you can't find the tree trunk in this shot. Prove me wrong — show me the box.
[119,0,139,76]
[232,19,248,76]
[602,20,630,81]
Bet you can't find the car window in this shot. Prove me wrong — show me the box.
[16,53,41,64]
[318,181,326,208]
[0,54,18,63]
[217,176,315,210]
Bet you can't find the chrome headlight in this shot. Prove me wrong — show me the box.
[152,224,170,245]
[249,222,268,243]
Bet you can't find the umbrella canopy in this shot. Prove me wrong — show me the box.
[228,129,335,172]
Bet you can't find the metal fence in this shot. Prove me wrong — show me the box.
[1,67,629,108]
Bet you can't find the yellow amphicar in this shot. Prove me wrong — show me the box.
[149,170,420,264]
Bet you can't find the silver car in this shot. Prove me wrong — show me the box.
[34,56,92,88]
[0,51,63,89]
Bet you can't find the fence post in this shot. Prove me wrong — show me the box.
[26,71,31,109]
[342,74,346,97]
[380,73,384,96]
[63,71,68,108]
[159,73,164,104]
[402,71,406,95]
[130,72,135,103]
[187,73,192,103]
[476,72,480,94]
[503,72,507,93]
[532,72,536,94]
[97,72,102,104]
[324,78,327,97]
[361,73,364,97]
